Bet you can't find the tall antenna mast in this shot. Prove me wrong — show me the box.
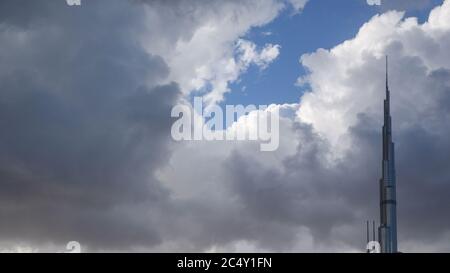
[366,221,370,244]
[373,221,376,242]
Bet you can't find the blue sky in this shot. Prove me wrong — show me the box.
[224,0,443,107]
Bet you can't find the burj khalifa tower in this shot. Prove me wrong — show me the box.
[378,56,398,253]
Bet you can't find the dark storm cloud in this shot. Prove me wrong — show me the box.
[221,120,375,250]
[0,0,180,249]
[395,68,450,243]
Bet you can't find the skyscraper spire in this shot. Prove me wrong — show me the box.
[378,55,398,253]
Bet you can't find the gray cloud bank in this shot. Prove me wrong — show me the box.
[0,0,180,250]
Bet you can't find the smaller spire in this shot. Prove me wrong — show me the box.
[373,221,376,242]
[366,221,369,244]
